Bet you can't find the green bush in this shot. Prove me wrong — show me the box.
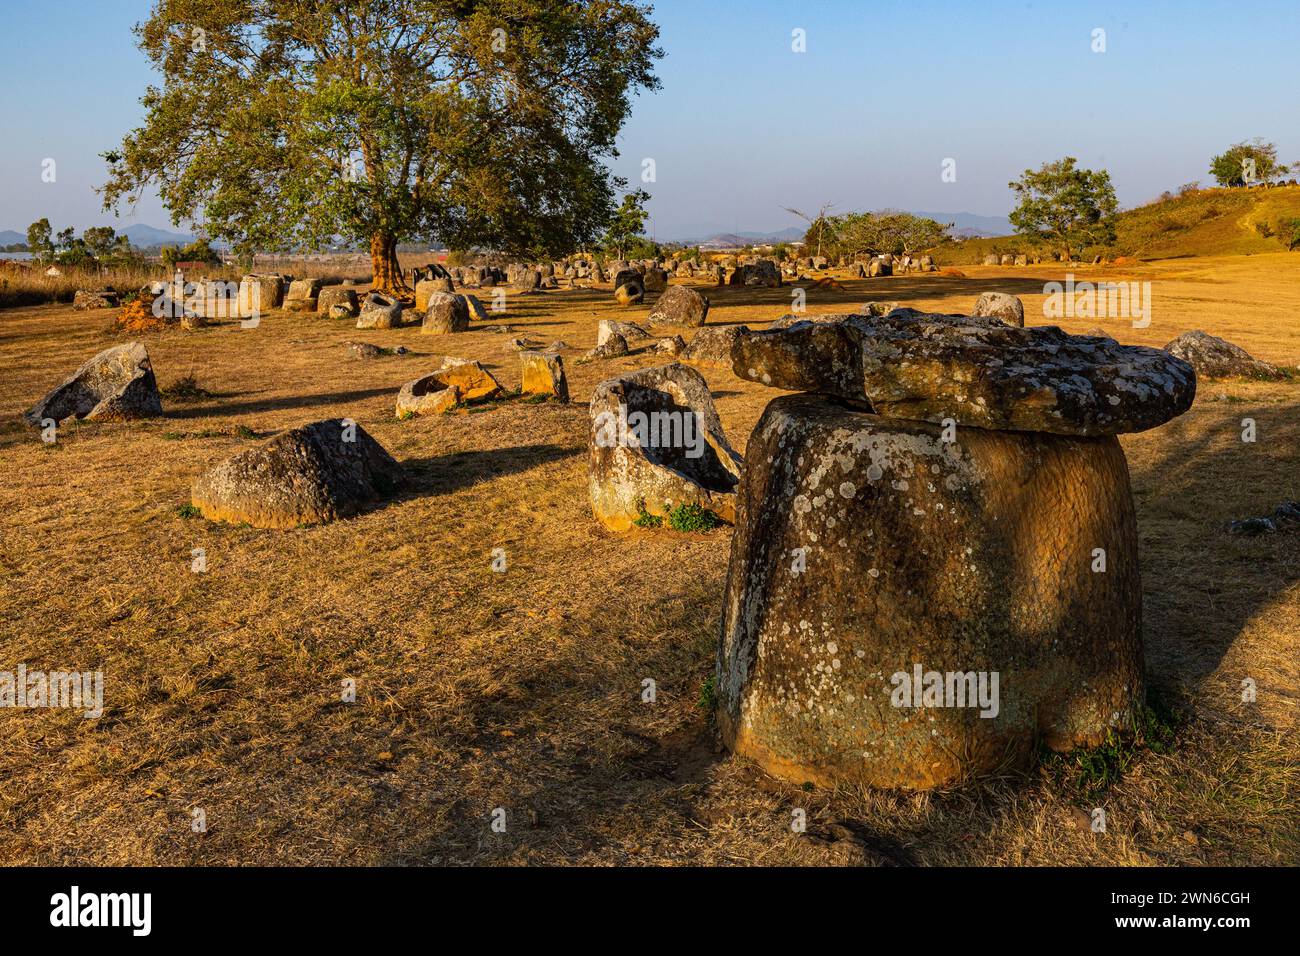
[1278,217,1300,250]
[666,502,720,532]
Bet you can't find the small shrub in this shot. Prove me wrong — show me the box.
[175,504,201,519]
[697,675,716,712]
[1040,691,1182,798]
[633,499,663,528]
[666,502,721,532]
[1277,217,1300,251]
[161,374,213,403]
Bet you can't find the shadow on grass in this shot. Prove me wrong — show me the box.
[164,386,395,419]
[1125,398,1300,711]
[397,444,580,498]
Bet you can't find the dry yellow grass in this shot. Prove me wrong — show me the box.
[0,255,1296,865]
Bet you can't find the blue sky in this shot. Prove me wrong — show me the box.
[1,0,1297,240]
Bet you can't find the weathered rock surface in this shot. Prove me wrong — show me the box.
[647,285,710,328]
[681,325,750,368]
[318,286,359,317]
[732,310,1197,436]
[857,301,902,318]
[655,334,687,356]
[511,268,541,292]
[25,342,163,425]
[614,281,644,306]
[730,260,781,288]
[356,292,403,329]
[191,419,404,529]
[238,274,284,314]
[283,278,322,313]
[520,351,570,403]
[768,313,853,331]
[643,267,669,292]
[588,363,743,531]
[396,376,461,416]
[716,393,1144,789]
[598,319,651,346]
[1228,501,1300,536]
[1164,330,1286,380]
[429,359,502,401]
[586,334,630,359]
[421,292,470,334]
[462,294,489,322]
[971,292,1025,327]
[414,277,454,311]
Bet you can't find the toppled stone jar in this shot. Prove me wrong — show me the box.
[588,363,743,531]
[716,311,1196,789]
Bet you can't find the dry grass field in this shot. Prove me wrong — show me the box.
[0,254,1297,866]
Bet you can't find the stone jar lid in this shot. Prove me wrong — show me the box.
[731,309,1196,436]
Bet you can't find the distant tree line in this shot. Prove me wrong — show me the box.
[789,210,954,263]
[24,219,141,268]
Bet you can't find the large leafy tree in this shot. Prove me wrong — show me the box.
[815,210,951,260]
[600,188,650,259]
[26,219,54,263]
[1209,139,1289,187]
[101,0,661,295]
[1009,157,1117,260]
[82,226,120,258]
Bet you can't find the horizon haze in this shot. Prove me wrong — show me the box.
[1,0,1297,242]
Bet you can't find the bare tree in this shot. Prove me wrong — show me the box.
[783,202,837,259]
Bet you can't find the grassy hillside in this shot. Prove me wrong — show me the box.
[942,185,1300,264]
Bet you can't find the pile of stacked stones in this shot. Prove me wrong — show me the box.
[714,308,1198,789]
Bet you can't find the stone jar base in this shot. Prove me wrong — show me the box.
[716,394,1144,790]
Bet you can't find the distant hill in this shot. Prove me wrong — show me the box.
[942,185,1300,263]
[0,230,25,246]
[677,212,1011,248]
[913,211,1013,239]
[119,224,196,248]
[680,227,805,248]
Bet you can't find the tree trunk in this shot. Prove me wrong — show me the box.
[369,232,411,298]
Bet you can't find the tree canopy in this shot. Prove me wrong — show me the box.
[1008,157,1117,259]
[1209,139,1289,187]
[799,210,952,261]
[601,188,651,259]
[101,0,662,294]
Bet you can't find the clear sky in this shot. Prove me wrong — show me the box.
[2,0,1297,240]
